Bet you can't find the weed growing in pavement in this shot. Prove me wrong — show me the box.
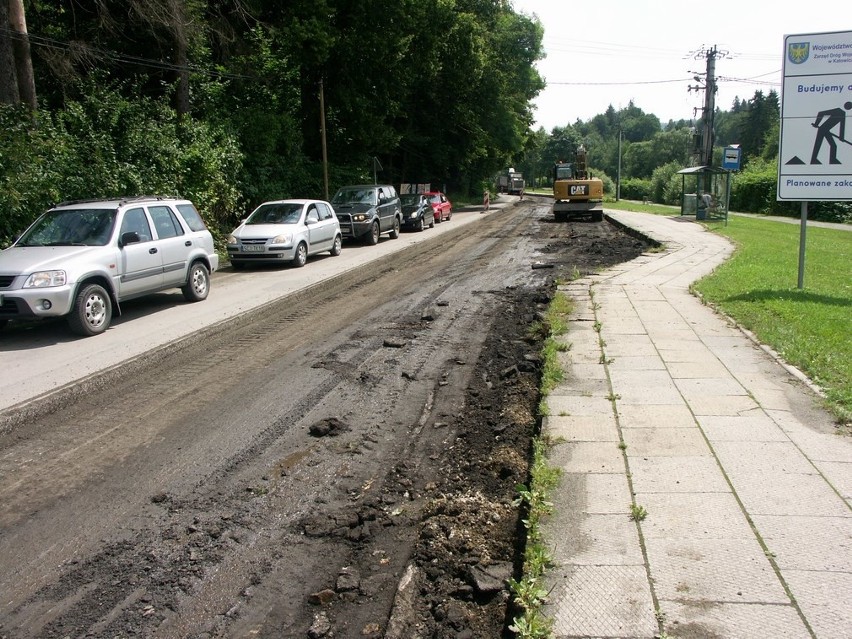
[593,320,602,333]
[629,503,648,521]
[618,441,628,451]
[606,392,621,402]
[570,265,581,281]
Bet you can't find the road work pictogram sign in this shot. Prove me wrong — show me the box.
[778,30,852,201]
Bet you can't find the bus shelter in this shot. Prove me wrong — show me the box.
[677,166,730,224]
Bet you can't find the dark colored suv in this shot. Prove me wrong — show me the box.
[330,185,402,245]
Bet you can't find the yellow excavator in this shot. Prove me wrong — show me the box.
[552,145,604,222]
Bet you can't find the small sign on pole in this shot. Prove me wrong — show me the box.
[722,145,741,171]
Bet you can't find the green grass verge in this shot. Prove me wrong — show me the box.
[510,437,560,638]
[693,216,851,422]
[510,291,573,638]
[603,199,680,216]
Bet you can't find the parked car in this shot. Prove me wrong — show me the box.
[331,184,402,244]
[0,196,218,336]
[227,199,342,269]
[425,191,452,223]
[399,193,435,232]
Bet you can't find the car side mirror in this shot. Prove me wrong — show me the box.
[305,214,319,224]
[120,231,141,246]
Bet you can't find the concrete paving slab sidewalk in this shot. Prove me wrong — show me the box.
[541,210,852,638]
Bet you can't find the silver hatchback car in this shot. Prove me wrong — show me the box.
[227,199,343,269]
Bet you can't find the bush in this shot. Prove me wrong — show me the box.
[590,167,614,195]
[730,158,783,214]
[0,79,244,246]
[650,161,683,205]
[730,158,849,222]
[619,177,652,201]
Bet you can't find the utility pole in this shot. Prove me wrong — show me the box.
[616,127,622,201]
[319,79,329,201]
[702,46,717,166]
[688,45,726,166]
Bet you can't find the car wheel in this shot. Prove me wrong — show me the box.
[434,212,441,224]
[446,209,452,221]
[330,234,343,256]
[182,261,210,301]
[429,217,435,228]
[389,217,400,239]
[292,242,308,267]
[417,216,425,232]
[68,283,112,336]
[366,221,380,245]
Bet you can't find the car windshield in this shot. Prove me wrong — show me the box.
[400,194,422,206]
[246,203,304,225]
[428,195,441,204]
[332,189,376,206]
[16,208,117,247]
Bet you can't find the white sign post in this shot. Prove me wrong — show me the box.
[778,30,852,288]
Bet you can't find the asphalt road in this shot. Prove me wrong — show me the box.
[0,195,556,636]
[0,205,488,419]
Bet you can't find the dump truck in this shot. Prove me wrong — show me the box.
[552,145,604,222]
[498,169,525,195]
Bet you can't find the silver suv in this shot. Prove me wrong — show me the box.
[0,196,219,336]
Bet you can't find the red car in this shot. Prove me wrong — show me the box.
[424,191,452,223]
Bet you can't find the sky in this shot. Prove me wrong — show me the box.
[510,0,851,131]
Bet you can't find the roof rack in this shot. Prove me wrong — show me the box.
[53,195,177,207]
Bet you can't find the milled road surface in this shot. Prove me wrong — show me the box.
[0,200,651,637]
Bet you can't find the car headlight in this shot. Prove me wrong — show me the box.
[24,270,66,288]
[272,233,293,245]
[353,214,368,222]
[227,234,237,244]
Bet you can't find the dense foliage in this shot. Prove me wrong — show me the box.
[2,2,848,247]
[0,0,545,244]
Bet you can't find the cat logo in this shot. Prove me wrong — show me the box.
[788,42,809,65]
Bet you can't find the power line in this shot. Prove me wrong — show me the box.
[545,77,691,86]
[0,26,254,81]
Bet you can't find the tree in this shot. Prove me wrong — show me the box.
[8,0,36,110]
[738,89,779,165]
[0,0,19,105]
